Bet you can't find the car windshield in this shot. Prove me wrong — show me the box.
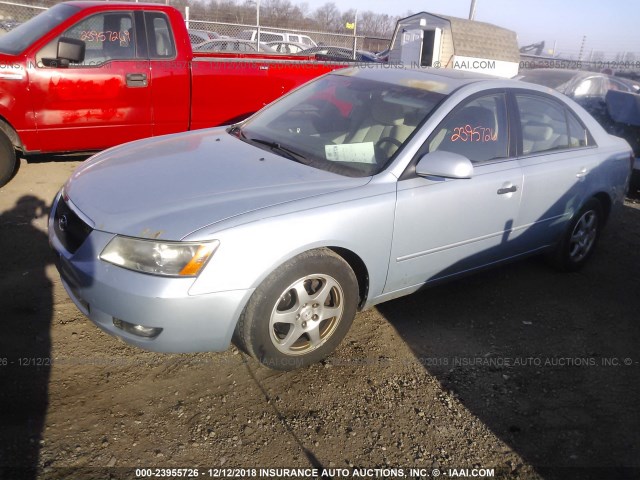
[0,3,80,55]
[235,72,446,177]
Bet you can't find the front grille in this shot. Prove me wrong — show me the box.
[53,197,93,254]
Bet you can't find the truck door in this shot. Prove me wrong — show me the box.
[143,11,190,137]
[29,10,152,152]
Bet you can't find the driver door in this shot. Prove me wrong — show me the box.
[385,92,524,293]
[29,10,152,152]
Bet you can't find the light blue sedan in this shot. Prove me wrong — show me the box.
[49,67,633,370]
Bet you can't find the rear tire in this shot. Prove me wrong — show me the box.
[0,132,17,188]
[550,198,603,271]
[234,248,358,371]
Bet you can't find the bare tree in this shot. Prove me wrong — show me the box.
[312,2,342,31]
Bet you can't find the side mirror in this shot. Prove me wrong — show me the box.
[57,37,85,65]
[415,150,474,179]
[41,37,86,68]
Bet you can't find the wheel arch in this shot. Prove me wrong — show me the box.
[0,116,23,151]
[327,246,370,309]
[591,191,612,225]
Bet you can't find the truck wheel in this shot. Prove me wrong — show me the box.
[550,198,603,271]
[234,248,358,370]
[0,132,17,187]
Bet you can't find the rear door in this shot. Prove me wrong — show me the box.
[30,9,152,152]
[513,91,599,249]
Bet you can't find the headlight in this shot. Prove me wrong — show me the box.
[100,236,219,277]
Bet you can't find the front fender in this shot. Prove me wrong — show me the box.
[187,181,397,304]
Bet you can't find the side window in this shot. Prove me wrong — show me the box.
[300,36,314,46]
[145,12,175,58]
[289,35,300,43]
[260,33,283,43]
[37,12,135,67]
[566,110,589,148]
[607,78,633,93]
[516,94,585,154]
[238,42,256,52]
[428,93,508,164]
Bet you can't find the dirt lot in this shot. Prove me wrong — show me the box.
[0,157,639,480]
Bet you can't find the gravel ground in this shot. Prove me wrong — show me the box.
[0,157,639,480]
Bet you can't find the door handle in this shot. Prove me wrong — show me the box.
[576,168,588,178]
[126,73,148,87]
[497,185,518,195]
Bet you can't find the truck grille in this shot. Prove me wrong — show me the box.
[53,197,93,254]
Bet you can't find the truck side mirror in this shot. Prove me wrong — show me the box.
[56,37,85,67]
[41,37,86,68]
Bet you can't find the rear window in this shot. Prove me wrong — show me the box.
[259,32,283,42]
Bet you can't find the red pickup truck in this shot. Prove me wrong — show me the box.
[0,1,345,186]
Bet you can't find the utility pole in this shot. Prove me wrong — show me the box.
[578,35,586,61]
[256,0,260,50]
[469,0,477,20]
[352,9,358,61]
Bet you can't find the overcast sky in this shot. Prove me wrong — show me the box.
[299,0,640,59]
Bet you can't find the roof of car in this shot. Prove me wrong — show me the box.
[334,65,500,94]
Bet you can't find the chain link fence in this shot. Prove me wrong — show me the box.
[0,0,46,31]
[0,0,391,55]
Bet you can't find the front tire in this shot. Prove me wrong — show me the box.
[551,198,603,271]
[0,132,17,187]
[234,248,358,370]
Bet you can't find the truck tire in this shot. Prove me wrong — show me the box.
[234,248,358,370]
[0,132,16,187]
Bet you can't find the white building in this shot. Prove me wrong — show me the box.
[388,12,520,78]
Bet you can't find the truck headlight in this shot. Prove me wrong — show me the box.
[100,236,219,277]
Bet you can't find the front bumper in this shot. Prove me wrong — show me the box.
[49,196,253,353]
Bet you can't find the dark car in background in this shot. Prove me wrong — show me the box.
[517,69,639,100]
[299,46,381,62]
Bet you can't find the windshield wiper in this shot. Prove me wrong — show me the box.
[247,137,309,164]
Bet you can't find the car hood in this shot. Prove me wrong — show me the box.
[64,128,369,240]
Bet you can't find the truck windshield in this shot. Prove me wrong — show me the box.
[0,4,80,55]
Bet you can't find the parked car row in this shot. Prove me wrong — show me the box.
[190,34,382,62]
